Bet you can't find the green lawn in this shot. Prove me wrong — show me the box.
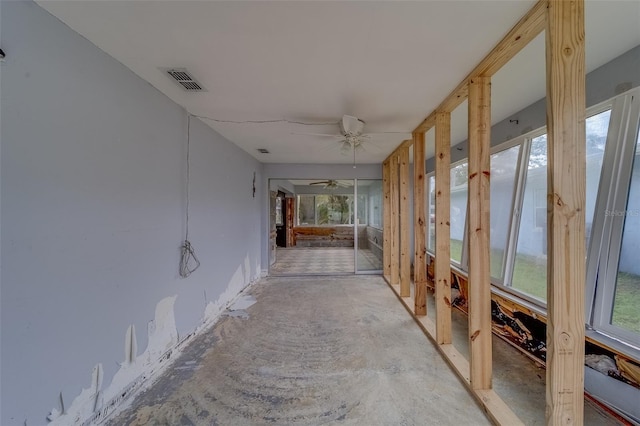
[444,244,639,333]
[612,272,640,333]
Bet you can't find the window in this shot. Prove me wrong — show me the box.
[612,137,640,334]
[427,175,436,252]
[585,109,611,243]
[594,105,640,341]
[297,195,316,225]
[296,195,356,226]
[489,145,520,281]
[450,162,468,264]
[511,134,548,301]
[368,181,383,229]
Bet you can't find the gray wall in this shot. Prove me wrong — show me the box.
[0,2,263,424]
[426,44,640,169]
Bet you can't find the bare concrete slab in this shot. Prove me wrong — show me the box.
[107,276,493,425]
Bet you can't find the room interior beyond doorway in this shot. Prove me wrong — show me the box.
[269,179,384,275]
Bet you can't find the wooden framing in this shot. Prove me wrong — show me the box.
[381,0,588,424]
[545,0,586,423]
[390,155,400,285]
[399,146,411,297]
[434,111,452,345]
[383,160,391,277]
[414,0,546,134]
[413,132,427,315]
[467,76,492,391]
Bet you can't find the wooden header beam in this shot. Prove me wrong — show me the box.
[413,0,546,134]
[386,139,413,164]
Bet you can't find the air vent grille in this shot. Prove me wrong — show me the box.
[165,68,206,92]
[257,148,270,154]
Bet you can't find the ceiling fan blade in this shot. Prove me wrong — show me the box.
[362,131,412,135]
[341,115,365,135]
[292,132,343,138]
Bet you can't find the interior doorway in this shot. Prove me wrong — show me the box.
[269,179,383,276]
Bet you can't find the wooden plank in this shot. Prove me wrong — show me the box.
[435,111,452,345]
[413,0,546,133]
[545,0,586,424]
[468,76,493,391]
[390,155,400,285]
[385,139,413,164]
[383,160,391,277]
[413,132,427,316]
[414,112,436,135]
[399,147,411,297]
[475,389,525,426]
[285,198,295,247]
[382,275,524,426]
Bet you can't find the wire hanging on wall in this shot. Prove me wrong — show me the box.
[180,113,200,278]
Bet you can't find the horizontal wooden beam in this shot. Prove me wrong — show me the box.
[413,112,436,135]
[384,277,524,426]
[386,139,413,164]
[412,0,546,133]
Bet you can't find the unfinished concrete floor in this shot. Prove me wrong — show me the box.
[108,275,620,426]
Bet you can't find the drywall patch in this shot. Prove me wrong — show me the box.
[222,294,257,320]
[47,364,103,424]
[47,296,181,426]
[46,257,262,426]
[201,255,259,329]
[230,295,257,311]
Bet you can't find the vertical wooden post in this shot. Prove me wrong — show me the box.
[468,76,492,390]
[435,111,452,344]
[390,155,400,285]
[399,146,411,297]
[545,0,586,424]
[286,197,295,247]
[383,160,391,278]
[414,132,427,315]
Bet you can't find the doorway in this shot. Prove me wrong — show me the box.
[269,179,383,276]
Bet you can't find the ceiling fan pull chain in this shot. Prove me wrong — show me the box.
[353,142,357,169]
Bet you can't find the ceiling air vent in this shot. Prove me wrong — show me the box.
[257,148,270,154]
[164,68,206,92]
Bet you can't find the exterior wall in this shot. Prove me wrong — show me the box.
[0,2,263,424]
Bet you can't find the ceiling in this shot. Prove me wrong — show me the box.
[37,1,640,165]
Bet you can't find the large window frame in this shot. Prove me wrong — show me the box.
[425,87,640,353]
[589,90,640,344]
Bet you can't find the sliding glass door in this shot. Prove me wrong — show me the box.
[355,179,383,273]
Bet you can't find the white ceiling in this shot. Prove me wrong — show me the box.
[38,1,640,165]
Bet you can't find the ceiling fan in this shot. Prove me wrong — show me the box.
[309,179,349,189]
[295,115,408,167]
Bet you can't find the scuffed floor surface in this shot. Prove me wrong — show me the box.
[107,276,492,425]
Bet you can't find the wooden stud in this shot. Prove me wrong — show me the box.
[383,277,524,425]
[545,0,586,424]
[413,132,427,315]
[413,0,546,134]
[399,146,411,297]
[468,76,492,391]
[383,160,391,278]
[286,197,295,247]
[390,155,400,286]
[435,111,452,345]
